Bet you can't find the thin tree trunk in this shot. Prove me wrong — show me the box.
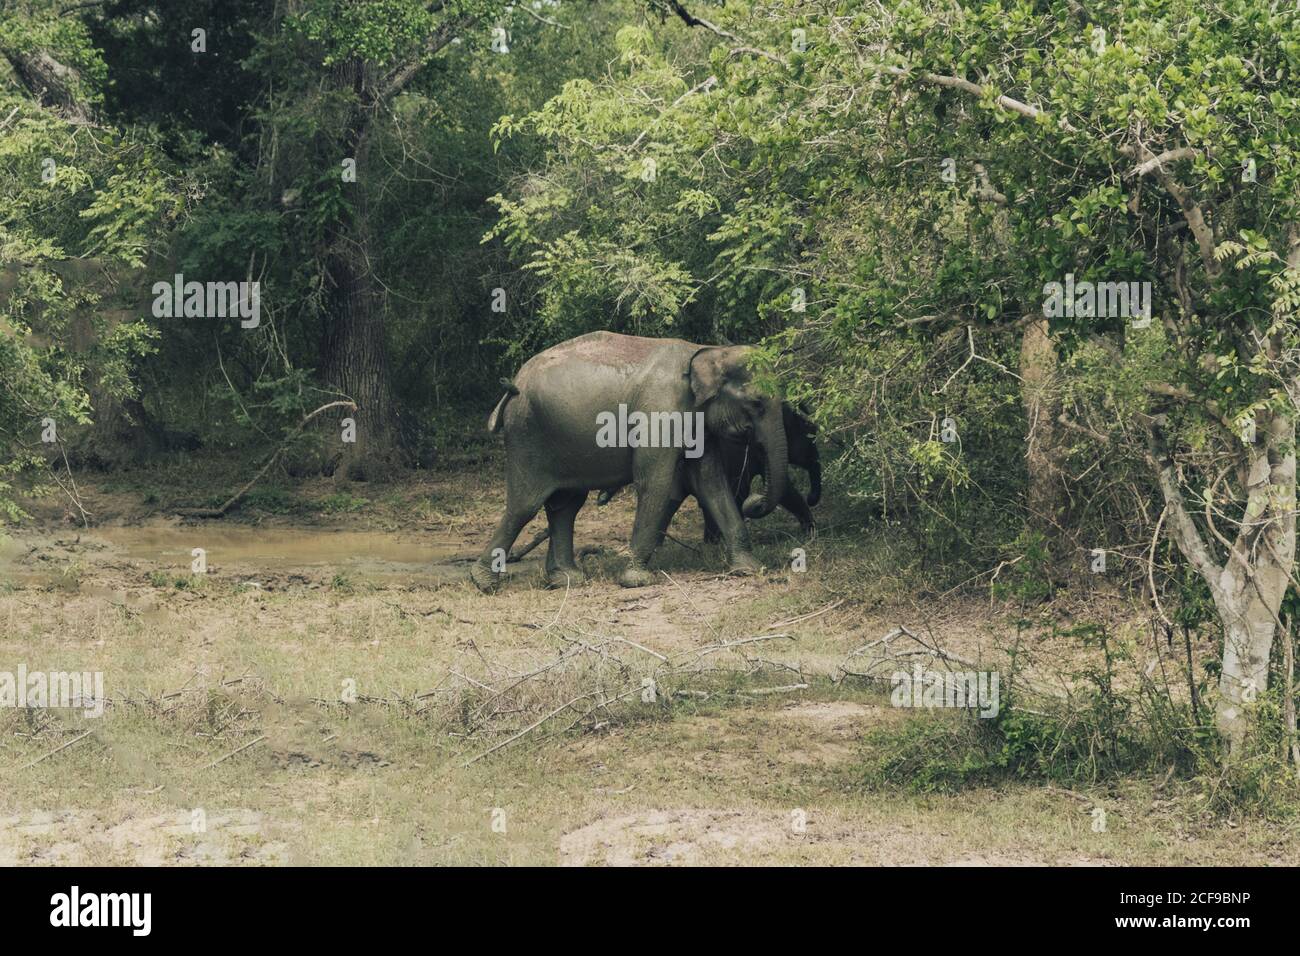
[1211,409,1296,751]
[1149,402,1296,755]
[1019,316,1061,540]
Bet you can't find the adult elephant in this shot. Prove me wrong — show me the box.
[470,331,788,591]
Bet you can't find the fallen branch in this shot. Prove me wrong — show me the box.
[174,400,356,518]
[507,528,550,562]
[20,730,92,769]
[766,599,845,630]
[462,691,602,766]
[197,734,266,770]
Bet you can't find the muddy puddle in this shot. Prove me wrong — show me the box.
[0,524,485,586]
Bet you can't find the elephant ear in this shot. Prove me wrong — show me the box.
[688,346,747,406]
[787,402,817,435]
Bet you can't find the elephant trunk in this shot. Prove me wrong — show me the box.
[742,398,788,519]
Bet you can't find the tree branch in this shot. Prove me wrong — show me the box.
[1144,415,1223,586]
[1127,146,1200,179]
[378,13,478,102]
[1143,381,1235,434]
[1123,142,1220,279]
[882,64,1077,133]
[660,1,788,66]
[972,162,1007,205]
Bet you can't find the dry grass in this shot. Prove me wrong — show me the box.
[0,458,1296,865]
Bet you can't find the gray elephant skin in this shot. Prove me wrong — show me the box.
[471,331,789,591]
[703,403,820,542]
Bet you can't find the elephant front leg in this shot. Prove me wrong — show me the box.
[618,463,684,588]
[695,453,761,575]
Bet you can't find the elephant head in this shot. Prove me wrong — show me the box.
[688,346,788,519]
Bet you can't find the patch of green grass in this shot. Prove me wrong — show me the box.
[321,492,370,515]
[146,571,220,592]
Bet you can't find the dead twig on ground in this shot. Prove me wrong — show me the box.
[20,730,93,769]
[196,735,266,770]
[766,599,845,630]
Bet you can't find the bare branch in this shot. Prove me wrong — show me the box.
[1144,417,1223,585]
[1123,142,1220,279]
[1127,146,1199,179]
[379,14,478,101]
[660,1,788,66]
[882,65,1077,133]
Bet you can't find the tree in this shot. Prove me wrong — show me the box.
[1,0,179,513]
[850,0,1300,753]
[277,1,488,477]
[495,0,1300,753]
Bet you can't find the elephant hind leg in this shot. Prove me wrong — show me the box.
[544,488,588,588]
[702,507,722,544]
[472,488,550,593]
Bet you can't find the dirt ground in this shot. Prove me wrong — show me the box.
[0,454,1295,866]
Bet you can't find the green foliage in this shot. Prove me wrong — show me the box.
[1196,685,1300,818]
[1,3,182,515]
[2,0,1299,773]
[860,642,1200,793]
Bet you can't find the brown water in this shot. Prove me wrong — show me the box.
[104,526,463,568]
[0,524,478,584]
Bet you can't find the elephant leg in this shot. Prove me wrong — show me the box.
[471,486,549,593]
[781,487,816,538]
[702,508,722,544]
[619,468,684,588]
[543,488,588,588]
[695,452,760,575]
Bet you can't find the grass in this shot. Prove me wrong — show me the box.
[1,456,1298,864]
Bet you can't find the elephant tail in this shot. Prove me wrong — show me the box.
[487,379,519,433]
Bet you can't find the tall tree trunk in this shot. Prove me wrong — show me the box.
[321,217,396,479]
[1019,316,1062,541]
[303,17,473,478]
[1,48,93,124]
[320,59,398,480]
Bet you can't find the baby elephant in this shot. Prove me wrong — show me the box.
[705,403,820,541]
[590,403,819,537]
[509,401,821,566]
